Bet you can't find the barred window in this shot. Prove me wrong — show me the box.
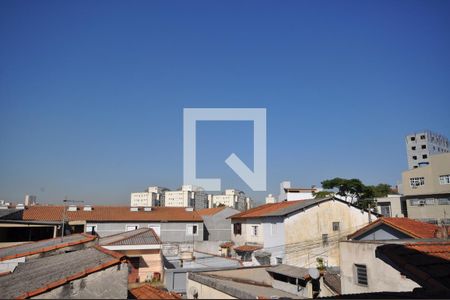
[355,264,368,286]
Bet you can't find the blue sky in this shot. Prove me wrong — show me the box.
[0,0,449,205]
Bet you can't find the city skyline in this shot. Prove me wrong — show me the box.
[1,1,450,205]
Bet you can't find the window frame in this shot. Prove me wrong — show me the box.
[354,264,368,286]
[251,225,259,237]
[186,224,199,236]
[332,222,340,231]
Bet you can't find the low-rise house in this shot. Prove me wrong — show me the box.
[339,217,442,295]
[0,233,96,273]
[229,197,376,267]
[375,194,405,217]
[0,246,128,299]
[20,205,204,243]
[99,228,163,283]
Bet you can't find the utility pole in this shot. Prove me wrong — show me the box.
[61,197,84,242]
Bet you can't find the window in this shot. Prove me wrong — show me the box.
[422,154,428,159]
[425,198,435,205]
[86,224,97,234]
[354,264,368,286]
[322,234,329,247]
[233,223,242,235]
[420,135,426,140]
[411,146,416,150]
[186,224,198,236]
[412,156,417,160]
[380,204,391,217]
[439,175,450,185]
[252,225,259,236]
[126,225,139,231]
[438,198,450,205]
[421,145,426,149]
[332,222,340,231]
[276,257,283,265]
[410,137,416,141]
[410,177,425,188]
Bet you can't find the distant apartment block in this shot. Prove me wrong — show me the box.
[405,130,449,169]
[211,189,248,211]
[164,185,208,210]
[402,152,450,224]
[24,194,37,206]
[131,186,166,207]
[265,194,276,204]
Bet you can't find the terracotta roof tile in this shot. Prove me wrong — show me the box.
[230,200,304,219]
[22,205,202,222]
[197,206,226,216]
[348,217,439,239]
[130,284,181,299]
[234,245,263,252]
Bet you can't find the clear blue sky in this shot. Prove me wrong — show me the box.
[1,0,449,205]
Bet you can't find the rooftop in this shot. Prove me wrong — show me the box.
[348,217,440,240]
[266,264,310,280]
[197,206,226,216]
[99,228,162,246]
[0,233,96,262]
[376,241,450,294]
[234,244,263,252]
[21,205,203,222]
[129,284,181,299]
[0,246,125,298]
[188,269,302,299]
[230,197,374,220]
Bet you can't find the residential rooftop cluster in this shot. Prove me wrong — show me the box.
[0,130,449,299]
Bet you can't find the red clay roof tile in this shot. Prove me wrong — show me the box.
[130,284,181,299]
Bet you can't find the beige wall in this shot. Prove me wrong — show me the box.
[340,241,419,294]
[402,153,450,196]
[186,279,235,299]
[284,200,374,267]
[120,249,163,282]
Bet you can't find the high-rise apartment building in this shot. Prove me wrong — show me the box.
[211,189,248,211]
[405,131,449,169]
[130,186,166,207]
[164,185,208,210]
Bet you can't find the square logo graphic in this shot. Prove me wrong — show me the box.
[183,108,267,191]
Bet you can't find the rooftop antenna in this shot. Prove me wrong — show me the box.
[61,197,84,242]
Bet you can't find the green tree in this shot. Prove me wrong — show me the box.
[321,177,365,203]
[312,190,333,199]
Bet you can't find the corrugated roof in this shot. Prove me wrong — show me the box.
[0,246,125,298]
[21,205,203,222]
[376,242,450,294]
[0,233,96,262]
[99,228,161,246]
[348,217,439,240]
[130,284,181,299]
[230,197,367,220]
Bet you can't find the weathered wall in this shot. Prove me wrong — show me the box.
[203,207,239,241]
[120,249,163,282]
[231,218,264,246]
[31,263,128,299]
[284,200,374,267]
[339,241,419,294]
[186,278,235,299]
[262,216,285,264]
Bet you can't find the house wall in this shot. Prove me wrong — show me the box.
[339,241,419,294]
[284,200,374,267]
[404,194,450,223]
[375,195,404,217]
[203,207,239,241]
[186,278,235,299]
[262,217,285,264]
[87,221,204,242]
[119,249,163,282]
[231,218,264,246]
[32,263,128,299]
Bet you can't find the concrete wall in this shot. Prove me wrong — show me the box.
[203,207,238,241]
[194,241,224,255]
[119,249,163,282]
[231,218,264,246]
[375,195,404,217]
[186,277,235,299]
[87,221,204,242]
[32,263,128,299]
[340,241,419,294]
[284,200,374,268]
[405,195,450,223]
[262,216,285,264]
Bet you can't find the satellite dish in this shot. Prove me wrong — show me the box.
[308,267,320,279]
